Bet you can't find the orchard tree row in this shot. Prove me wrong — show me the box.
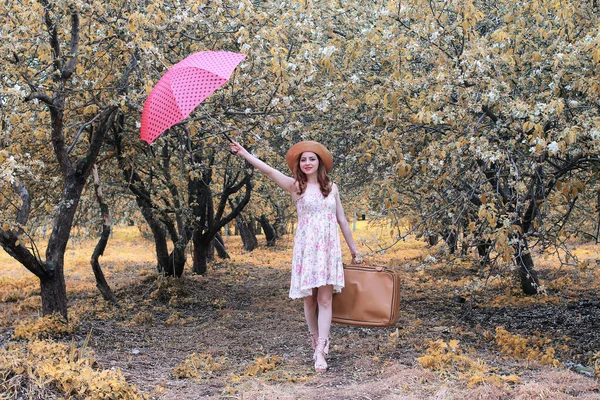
[1,0,599,318]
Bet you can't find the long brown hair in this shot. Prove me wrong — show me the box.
[294,154,332,197]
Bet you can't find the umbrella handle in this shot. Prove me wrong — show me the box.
[221,130,234,143]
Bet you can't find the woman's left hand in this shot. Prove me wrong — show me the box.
[352,251,363,264]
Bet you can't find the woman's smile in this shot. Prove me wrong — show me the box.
[300,152,319,174]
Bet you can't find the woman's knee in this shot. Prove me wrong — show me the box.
[304,293,318,308]
[316,287,333,308]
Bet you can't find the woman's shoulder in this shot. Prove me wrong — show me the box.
[329,182,338,194]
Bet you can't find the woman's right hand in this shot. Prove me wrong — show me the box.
[352,251,364,264]
[229,141,247,156]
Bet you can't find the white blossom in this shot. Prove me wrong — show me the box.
[322,46,336,57]
[487,90,499,102]
[424,255,437,263]
[315,98,330,112]
[547,141,559,155]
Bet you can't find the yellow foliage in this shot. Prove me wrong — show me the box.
[244,355,284,376]
[13,314,78,340]
[165,311,190,326]
[417,339,521,387]
[466,373,522,388]
[149,276,187,302]
[417,339,482,375]
[0,339,145,399]
[546,276,573,291]
[172,352,226,379]
[130,311,154,325]
[592,352,600,378]
[495,326,560,366]
[0,276,38,303]
[490,291,560,308]
[15,295,42,312]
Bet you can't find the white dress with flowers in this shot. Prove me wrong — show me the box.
[289,188,344,299]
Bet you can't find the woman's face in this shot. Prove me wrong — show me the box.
[299,151,319,175]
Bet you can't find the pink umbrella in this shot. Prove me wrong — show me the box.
[140,50,246,144]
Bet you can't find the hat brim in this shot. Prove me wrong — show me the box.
[286,141,333,173]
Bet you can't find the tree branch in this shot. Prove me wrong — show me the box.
[214,176,253,235]
[79,107,117,178]
[481,105,498,123]
[0,229,46,278]
[67,112,103,154]
[116,50,139,96]
[61,11,80,80]
[12,179,31,226]
[42,0,63,74]
[25,92,54,106]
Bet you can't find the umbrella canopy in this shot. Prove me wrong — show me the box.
[140,51,246,144]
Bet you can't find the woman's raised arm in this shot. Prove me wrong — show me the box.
[230,141,296,193]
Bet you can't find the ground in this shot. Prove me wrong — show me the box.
[0,224,599,399]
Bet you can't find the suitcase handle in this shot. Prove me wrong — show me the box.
[345,264,386,272]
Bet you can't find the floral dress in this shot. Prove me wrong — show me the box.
[289,189,344,299]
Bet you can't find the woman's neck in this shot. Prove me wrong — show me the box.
[306,175,319,185]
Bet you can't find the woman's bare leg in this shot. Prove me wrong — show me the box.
[316,285,333,339]
[304,288,319,343]
[315,285,333,370]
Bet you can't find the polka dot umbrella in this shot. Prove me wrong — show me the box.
[140,50,247,144]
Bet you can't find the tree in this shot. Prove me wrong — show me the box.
[0,1,136,317]
[357,0,600,293]
[0,0,155,317]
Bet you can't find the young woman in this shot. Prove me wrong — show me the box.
[230,140,361,372]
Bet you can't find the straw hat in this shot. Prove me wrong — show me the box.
[286,141,333,173]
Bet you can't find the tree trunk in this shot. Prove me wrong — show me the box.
[427,233,439,246]
[42,174,93,319]
[207,238,215,262]
[90,164,116,303]
[166,241,186,277]
[477,239,492,269]
[214,232,230,259]
[191,166,253,272]
[258,215,277,246]
[596,189,600,244]
[39,266,68,318]
[237,214,258,251]
[515,236,539,295]
[90,225,117,303]
[140,206,171,275]
[192,232,211,275]
[255,220,262,235]
[444,230,458,254]
[114,117,174,276]
[274,204,288,236]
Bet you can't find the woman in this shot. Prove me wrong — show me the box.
[230,140,361,372]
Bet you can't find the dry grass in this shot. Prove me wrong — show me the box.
[1,224,599,399]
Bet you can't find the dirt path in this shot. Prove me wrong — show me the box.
[75,257,599,399]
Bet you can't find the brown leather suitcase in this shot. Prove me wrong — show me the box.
[332,264,401,327]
